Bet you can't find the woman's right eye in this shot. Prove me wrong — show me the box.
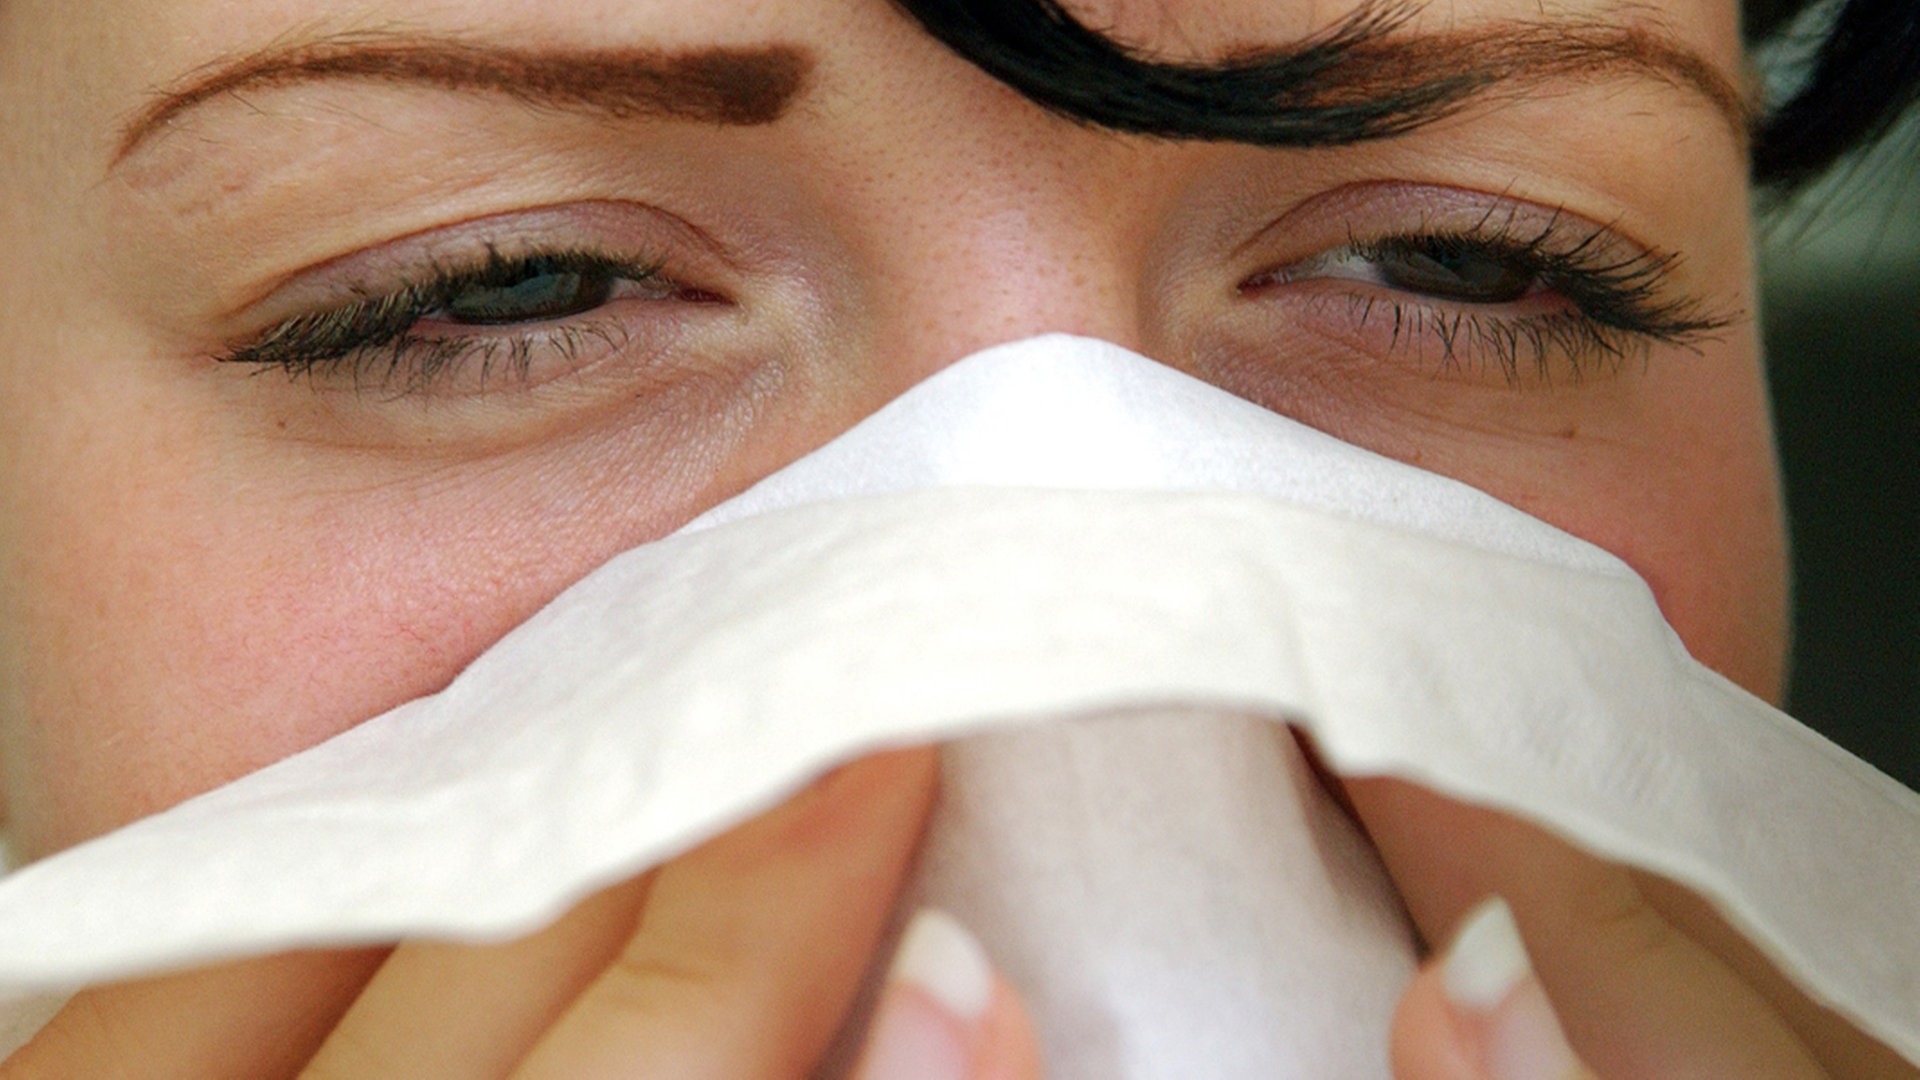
[218,247,715,395]
[439,255,628,326]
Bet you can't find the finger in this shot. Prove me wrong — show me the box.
[509,746,939,1080]
[1,948,385,1080]
[297,876,651,1079]
[851,909,1045,1080]
[1391,898,1596,1080]
[1626,872,1919,1078]
[1345,777,1830,1080]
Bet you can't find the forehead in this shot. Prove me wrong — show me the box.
[72,0,1742,46]
[4,0,1758,345]
[11,0,1747,138]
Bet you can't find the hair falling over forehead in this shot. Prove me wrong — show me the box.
[109,0,1914,187]
[889,0,1919,186]
[889,0,1750,145]
[1750,0,1920,183]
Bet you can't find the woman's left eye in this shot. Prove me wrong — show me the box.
[1253,236,1546,307]
[1338,239,1540,304]
[1241,219,1729,384]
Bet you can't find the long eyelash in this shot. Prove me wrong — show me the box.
[1352,297,1660,385]
[1344,213,1736,383]
[218,248,665,393]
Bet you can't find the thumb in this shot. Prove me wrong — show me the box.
[1349,778,1834,1080]
[1392,896,1597,1080]
[852,909,1044,1080]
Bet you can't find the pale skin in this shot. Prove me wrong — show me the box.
[0,0,1910,1076]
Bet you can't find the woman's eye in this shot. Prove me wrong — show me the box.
[1264,238,1543,306]
[1238,219,1728,387]
[441,258,621,326]
[1368,240,1537,304]
[216,248,706,395]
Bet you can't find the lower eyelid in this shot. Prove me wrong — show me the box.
[1241,280,1653,388]
[251,295,709,399]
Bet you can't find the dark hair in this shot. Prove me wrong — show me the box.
[1749,0,1920,185]
[890,0,1920,190]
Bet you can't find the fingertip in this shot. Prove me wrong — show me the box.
[854,910,1044,1080]
[1442,898,1532,1011]
[1397,897,1594,1080]
[976,977,1045,1080]
[1392,962,1481,1080]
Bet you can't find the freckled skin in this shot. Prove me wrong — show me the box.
[0,0,1779,859]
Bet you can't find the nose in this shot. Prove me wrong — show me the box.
[873,198,1148,371]
[826,122,1162,400]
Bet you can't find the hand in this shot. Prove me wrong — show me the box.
[0,749,1042,1080]
[1348,777,1920,1080]
[17,756,1908,1080]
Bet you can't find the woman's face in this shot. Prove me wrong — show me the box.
[0,0,1782,859]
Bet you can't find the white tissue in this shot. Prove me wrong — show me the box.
[0,335,1916,1071]
[886,711,1415,1079]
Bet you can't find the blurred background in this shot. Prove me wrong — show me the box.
[1756,97,1919,792]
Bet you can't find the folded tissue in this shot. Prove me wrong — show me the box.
[1,334,1916,1074]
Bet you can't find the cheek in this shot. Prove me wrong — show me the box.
[2,454,566,855]
[1500,350,1788,706]
[0,355,817,857]
[1205,324,1790,702]
[1529,381,1789,705]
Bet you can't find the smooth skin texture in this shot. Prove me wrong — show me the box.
[0,0,1909,1075]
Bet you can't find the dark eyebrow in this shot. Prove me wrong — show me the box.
[895,0,1753,149]
[113,34,814,166]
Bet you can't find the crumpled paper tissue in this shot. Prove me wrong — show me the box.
[0,334,1916,1073]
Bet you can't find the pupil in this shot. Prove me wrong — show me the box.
[445,265,615,326]
[1377,243,1534,304]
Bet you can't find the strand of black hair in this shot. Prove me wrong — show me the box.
[1751,0,1920,186]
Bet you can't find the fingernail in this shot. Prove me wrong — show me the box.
[855,909,994,1080]
[1442,897,1589,1080]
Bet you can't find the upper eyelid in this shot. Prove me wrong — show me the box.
[1244,218,1684,303]
[341,249,669,315]
[1232,181,1667,267]
[215,200,734,323]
